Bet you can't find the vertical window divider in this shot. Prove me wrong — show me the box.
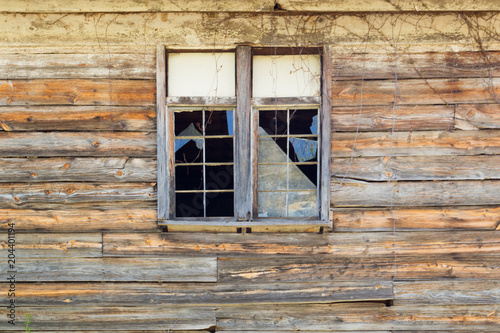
[235,45,253,220]
[320,45,332,223]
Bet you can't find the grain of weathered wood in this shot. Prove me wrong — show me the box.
[0,158,156,182]
[0,233,102,258]
[455,104,500,130]
[332,51,500,80]
[394,280,500,305]
[331,105,454,132]
[219,255,500,282]
[331,130,500,157]
[321,45,332,222]
[0,53,155,79]
[0,281,392,306]
[0,132,156,157]
[331,78,500,106]
[332,155,500,181]
[0,183,156,208]
[156,45,169,221]
[0,79,155,106]
[333,207,500,231]
[0,306,216,331]
[0,106,156,131]
[0,208,158,232]
[0,258,217,282]
[217,303,500,331]
[103,231,500,257]
[331,180,500,207]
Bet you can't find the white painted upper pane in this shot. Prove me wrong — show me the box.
[252,54,321,98]
[168,52,235,97]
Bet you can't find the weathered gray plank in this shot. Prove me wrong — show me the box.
[0,158,156,182]
[156,45,169,221]
[103,231,500,257]
[0,208,158,232]
[332,155,500,181]
[219,255,500,282]
[0,258,217,282]
[394,280,500,305]
[0,79,154,106]
[331,105,454,132]
[320,45,333,222]
[331,78,500,106]
[0,53,155,79]
[333,207,500,231]
[331,130,500,157]
[0,132,156,157]
[0,183,156,208]
[0,233,102,258]
[0,106,156,131]
[332,51,500,80]
[217,303,500,331]
[456,104,500,130]
[332,180,500,207]
[0,306,215,331]
[0,281,392,306]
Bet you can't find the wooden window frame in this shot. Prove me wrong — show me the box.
[157,45,331,232]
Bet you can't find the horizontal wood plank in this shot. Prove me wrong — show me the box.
[218,255,500,282]
[0,0,497,12]
[332,180,500,207]
[331,105,455,132]
[455,104,500,130]
[333,51,500,80]
[331,78,500,106]
[0,79,154,106]
[332,155,500,181]
[0,281,392,306]
[0,258,217,282]
[103,231,500,257]
[1,233,102,258]
[0,158,156,182]
[0,306,215,331]
[394,280,500,305]
[333,207,500,231]
[0,106,156,131]
[0,53,155,79]
[217,303,500,331]
[331,130,500,157]
[0,132,156,157]
[0,183,156,208]
[0,208,158,232]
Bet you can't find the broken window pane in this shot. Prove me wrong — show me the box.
[288,191,318,217]
[205,110,233,135]
[289,109,318,135]
[258,192,287,217]
[289,137,318,162]
[259,110,287,135]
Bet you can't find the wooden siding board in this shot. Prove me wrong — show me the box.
[331,78,500,106]
[0,208,158,232]
[331,130,500,157]
[331,105,455,132]
[103,231,500,257]
[0,258,217,282]
[0,106,156,132]
[0,281,392,306]
[332,207,500,231]
[0,132,156,157]
[0,183,156,209]
[332,155,500,181]
[216,303,500,331]
[0,158,156,182]
[219,255,500,282]
[332,180,500,207]
[394,280,500,305]
[0,53,155,79]
[455,104,500,130]
[0,79,155,106]
[0,306,216,331]
[0,233,102,258]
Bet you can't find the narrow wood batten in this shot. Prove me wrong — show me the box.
[156,45,169,221]
[320,45,332,224]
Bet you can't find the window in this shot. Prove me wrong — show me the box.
[157,46,331,231]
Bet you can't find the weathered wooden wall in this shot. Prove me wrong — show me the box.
[0,2,499,331]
